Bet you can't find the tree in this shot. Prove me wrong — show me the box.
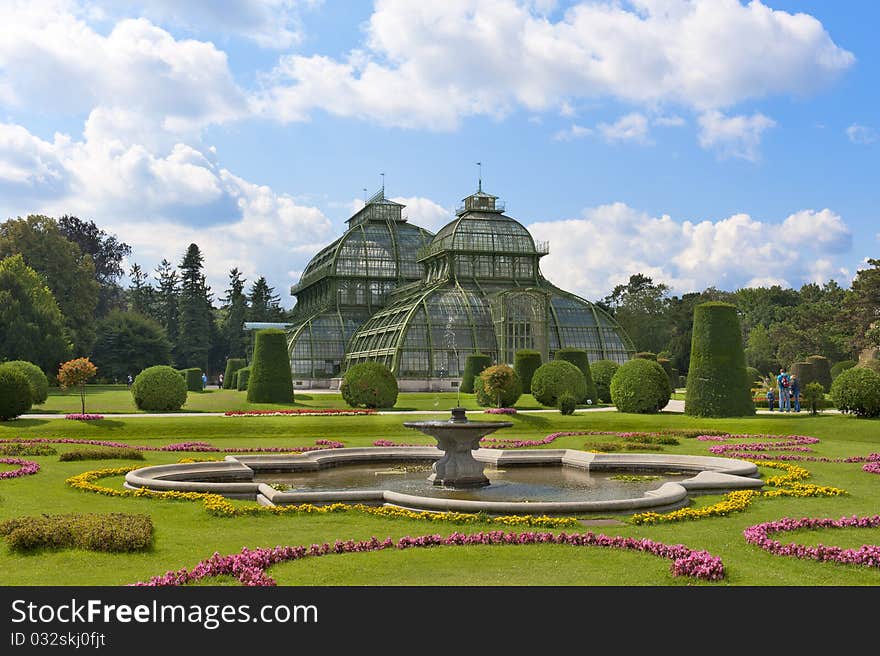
[176,244,214,369]
[248,276,285,322]
[91,311,172,382]
[841,259,880,354]
[0,255,70,373]
[127,263,156,317]
[57,215,131,317]
[153,258,180,356]
[744,324,777,375]
[58,357,98,415]
[221,268,248,359]
[601,274,672,354]
[0,215,99,354]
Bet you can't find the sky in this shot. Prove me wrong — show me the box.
[0,0,877,306]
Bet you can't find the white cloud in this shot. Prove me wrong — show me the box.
[260,0,853,129]
[846,124,878,144]
[697,110,776,161]
[597,113,650,143]
[528,202,852,299]
[391,196,450,232]
[552,124,592,141]
[654,115,686,127]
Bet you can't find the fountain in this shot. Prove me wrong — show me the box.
[403,407,512,488]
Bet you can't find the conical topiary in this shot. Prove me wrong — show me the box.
[805,355,832,391]
[685,301,755,417]
[514,349,542,394]
[223,358,246,389]
[246,329,294,403]
[460,353,492,394]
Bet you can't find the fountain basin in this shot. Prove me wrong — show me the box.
[124,447,763,515]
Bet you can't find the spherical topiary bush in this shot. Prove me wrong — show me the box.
[0,363,33,420]
[805,355,832,391]
[609,358,672,414]
[530,360,586,408]
[684,302,755,417]
[4,361,48,405]
[474,364,521,408]
[236,367,251,391]
[558,392,577,416]
[460,353,492,394]
[131,365,187,411]
[184,368,202,392]
[514,350,542,394]
[590,360,620,403]
[247,329,294,404]
[554,348,597,403]
[223,358,246,389]
[340,362,398,409]
[830,367,880,418]
[830,360,856,380]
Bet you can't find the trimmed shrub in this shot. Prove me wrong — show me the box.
[805,355,832,391]
[554,348,598,403]
[460,353,492,394]
[0,363,32,420]
[340,361,398,408]
[801,382,826,415]
[746,366,763,385]
[223,358,247,389]
[558,392,577,415]
[0,513,153,553]
[530,360,586,408]
[590,360,620,403]
[236,366,252,391]
[514,349,542,394]
[789,361,817,389]
[656,357,674,387]
[684,302,755,418]
[131,365,188,411]
[247,329,294,404]
[830,360,856,380]
[4,361,48,404]
[183,367,202,392]
[830,367,880,418]
[0,443,56,456]
[474,364,521,408]
[635,351,657,360]
[610,358,672,414]
[59,448,144,462]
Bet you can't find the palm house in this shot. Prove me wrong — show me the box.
[286,185,635,390]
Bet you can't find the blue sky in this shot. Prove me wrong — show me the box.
[0,1,876,305]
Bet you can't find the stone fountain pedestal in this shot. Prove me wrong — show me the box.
[403,407,513,488]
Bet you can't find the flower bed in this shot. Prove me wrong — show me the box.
[132,530,724,586]
[743,515,880,567]
[699,433,880,467]
[223,409,376,417]
[0,458,40,480]
[64,414,104,421]
[0,437,343,455]
[484,408,517,415]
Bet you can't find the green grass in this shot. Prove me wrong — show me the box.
[0,407,878,585]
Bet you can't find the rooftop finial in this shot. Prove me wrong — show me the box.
[476,162,482,192]
[363,187,367,204]
[380,172,385,195]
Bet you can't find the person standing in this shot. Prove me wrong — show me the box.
[790,374,801,412]
[201,371,208,390]
[776,368,791,412]
[218,372,224,389]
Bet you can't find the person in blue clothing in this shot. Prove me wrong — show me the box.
[766,387,775,411]
[201,372,208,390]
[776,368,791,412]
[790,374,801,412]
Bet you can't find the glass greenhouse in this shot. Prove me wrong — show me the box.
[287,186,635,389]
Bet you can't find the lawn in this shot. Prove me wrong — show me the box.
[0,403,878,586]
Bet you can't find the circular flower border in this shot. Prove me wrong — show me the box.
[0,457,40,480]
[132,530,725,586]
[744,515,880,567]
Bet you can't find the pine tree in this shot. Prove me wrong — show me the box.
[154,258,180,359]
[247,276,285,322]
[128,263,156,317]
[176,244,214,369]
[222,268,248,359]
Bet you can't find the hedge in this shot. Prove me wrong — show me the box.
[236,366,251,391]
[789,361,817,389]
[590,360,620,403]
[59,448,144,462]
[247,329,294,404]
[340,362,398,409]
[530,360,586,408]
[514,350,542,394]
[183,367,202,392]
[4,361,48,405]
[684,302,755,417]
[830,367,880,418]
[805,355,832,391]
[131,365,188,411]
[656,357,674,388]
[554,348,597,403]
[474,364,521,408]
[223,358,247,389]
[461,353,492,394]
[609,358,671,414]
[0,513,153,553]
[0,364,32,420]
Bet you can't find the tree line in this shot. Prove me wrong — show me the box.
[0,214,287,381]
